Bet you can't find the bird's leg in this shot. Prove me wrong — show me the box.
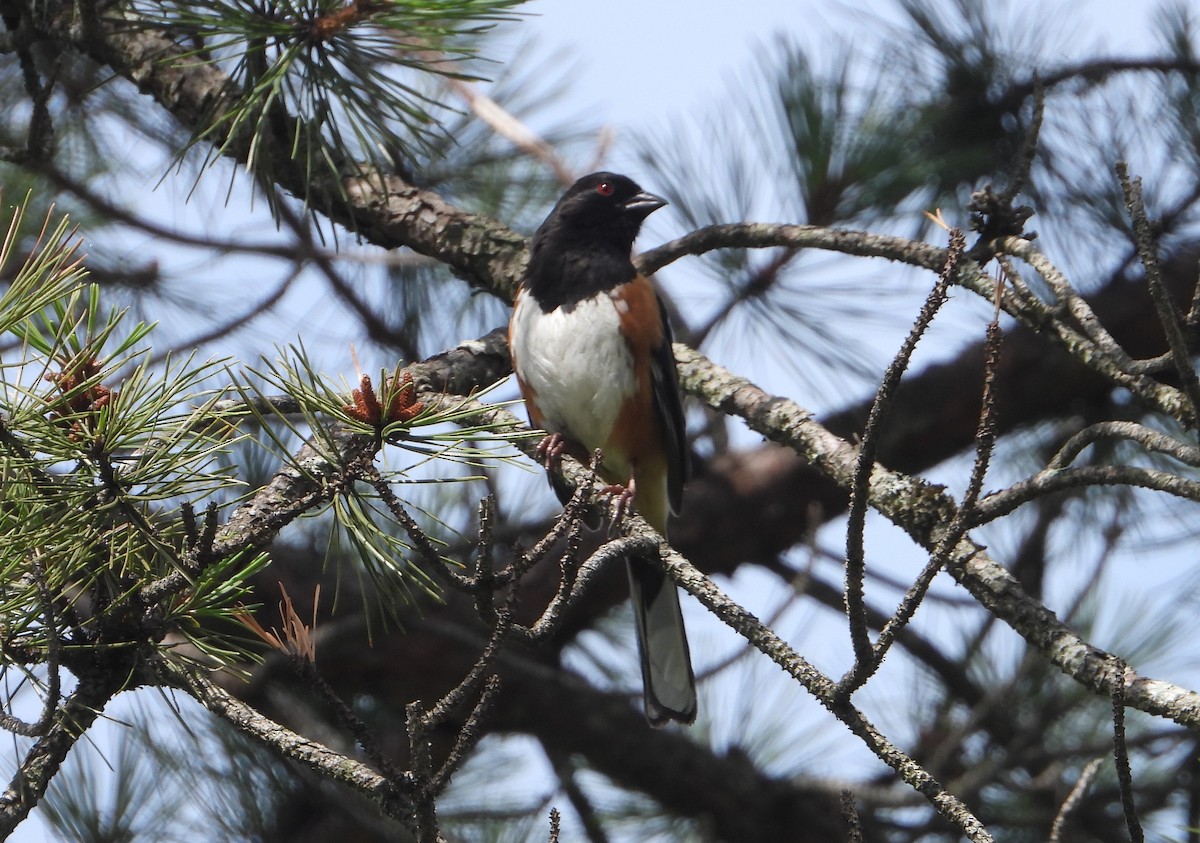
[534,432,566,471]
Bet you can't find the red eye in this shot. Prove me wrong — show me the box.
[596,181,615,197]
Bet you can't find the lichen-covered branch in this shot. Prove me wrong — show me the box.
[0,670,124,837]
[155,658,429,838]
[672,344,1200,730]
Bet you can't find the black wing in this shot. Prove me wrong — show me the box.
[649,294,690,514]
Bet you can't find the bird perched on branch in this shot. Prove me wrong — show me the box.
[508,172,696,725]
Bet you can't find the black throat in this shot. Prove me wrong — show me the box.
[523,220,637,313]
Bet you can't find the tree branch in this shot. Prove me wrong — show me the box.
[672,344,1200,731]
[154,657,431,839]
[0,668,124,836]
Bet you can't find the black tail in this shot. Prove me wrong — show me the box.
[626,556,696,726]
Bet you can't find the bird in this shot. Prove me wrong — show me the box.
[508,171,696,726]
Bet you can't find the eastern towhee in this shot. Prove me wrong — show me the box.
[508,172,696,726]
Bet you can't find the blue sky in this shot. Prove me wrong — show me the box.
[517,0,1158,129]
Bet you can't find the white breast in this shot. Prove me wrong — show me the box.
[511,290,636,454]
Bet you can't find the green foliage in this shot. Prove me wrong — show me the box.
[1158,3,1200,169]
[635,39,928,401]
[239,340,527,465]
[133,0,526,210]
[0,194,526,687]
[762,43,932,227]
[0,203,266,672]
[0,196,87,336]
[234,343,526,622]
[40,731,188,843]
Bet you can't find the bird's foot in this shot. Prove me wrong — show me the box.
[534,432,566,471]
[601,479,636,531]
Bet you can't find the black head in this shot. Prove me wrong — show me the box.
[536,172,667,250]
[523,173,667,309]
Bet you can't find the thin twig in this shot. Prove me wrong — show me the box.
[1187,256,1200,326]
[406,701,439,843]
[364,465,475,592]
[837,227,966,700]
[0,555,62,738]
[505,448,606,586]
[840,789,864,843]
[1111,662,1145,843]
[429,674,501,795]
[0,670,123,837]
[1048,757,1104,843]
[442,77,576,187]
[474,494,496,582]
[971,464,1200,524]
[997,76,1044,206]
[1046,420,1200,470]
[517,536,654,645]
[422,611,507,729]
[1117,162,1200,426]
[543,746,610,843]
[859,316,1004,692]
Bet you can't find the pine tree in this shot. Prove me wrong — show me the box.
[1,2,1200,841]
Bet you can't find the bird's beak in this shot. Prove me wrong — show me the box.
[623,191,668,216]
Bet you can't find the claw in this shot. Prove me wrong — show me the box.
[603,478,636,530]
[534,432,566,471]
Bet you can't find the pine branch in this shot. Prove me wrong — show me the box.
[154,657,431,839]
[24,3,530,296]
[671,344,1200,731]
[0,668,126,836]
